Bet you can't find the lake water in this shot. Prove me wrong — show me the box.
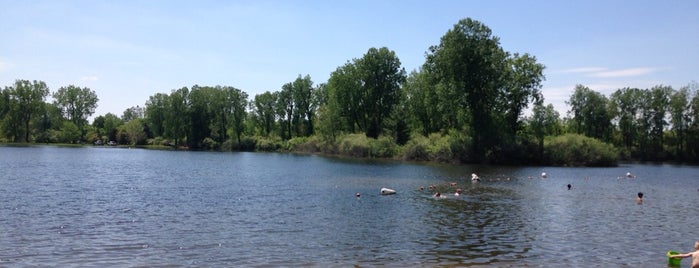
[1,146,698,267]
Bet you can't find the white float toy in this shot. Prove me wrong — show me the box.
[380,187,396,195]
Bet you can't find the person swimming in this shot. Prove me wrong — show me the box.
[567,184,572,190]
[637,192,644,204]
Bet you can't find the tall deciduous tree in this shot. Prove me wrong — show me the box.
[164,87,190,147]
[4,80,50,142]
[643,85,672,159]
[291,75,315,137]
[356,47,406,138]
[323,47,406,139]
[610,87,644,151]
[326,61,362,134]
[225,86,248,146]
[93,113,123,142]
[567,84,612,142]
[53,85,99,140]
[529,103,560,159]
[252,91,277,137]
[502,53,545,138]
[669,85,692,158]
[145,93,169,137]
[425,18,508,160]
[122,105,144,122]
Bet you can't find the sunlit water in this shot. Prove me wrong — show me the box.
[1,146,698,267]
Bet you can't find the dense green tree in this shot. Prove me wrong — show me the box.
[52,85,98,140]
[122,105,144,122]
[58,121,81,143]
[252,91,277,137]
[688,84,699,160]
[93,113,123,142]
[326,61,362,134]
[323,47,406,139]
[425,18,509,160]
[567,84,612,142]
[529,103,560,159]
[610,87,644,152]
[121,118,146,146]
[403,70,442,135]
[145,93,169,137]
[225,86,248,146]
[187,85,213,148]
[291,75,315,137]
[35,103,63,143]
[669,85,692,158]
[3,80,50,142]
[501,53,545,138]
[356,47,406,138]
[642,85,672,159]
[164,87,190,147]
[277,85,294,140]
[209,87,229,143]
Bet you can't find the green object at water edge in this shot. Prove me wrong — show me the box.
[667,250,681,267]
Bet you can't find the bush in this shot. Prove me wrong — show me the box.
[399,132,466,163]
[201,137,219,150]
[402,134,431,161]
[544,133,618,166]
[428,133,453,162]
[339,134,371,157]
[255,136,282,152]
[369,136,397,158]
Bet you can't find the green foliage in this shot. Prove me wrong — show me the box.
[400,131,468,163]
[58,121,81,144]
[543,133,618,166]
[120,118,146,146]
[368,136,397,158]
[567,84,612,142]
[324,47,406,138]
[53,85,98,141]
[401,134,431,161]
[339,134,371,158]
[222,136,256,151]
[254,136,283,152]
[3,17,699,164]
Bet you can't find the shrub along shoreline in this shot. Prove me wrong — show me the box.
[145,132,618,167]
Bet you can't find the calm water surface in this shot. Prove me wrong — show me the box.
[1,146,698,267]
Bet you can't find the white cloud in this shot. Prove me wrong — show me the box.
[81,75,99,82]
[561,67,608,74]
[559,66,659,78]
[589,67,657,78]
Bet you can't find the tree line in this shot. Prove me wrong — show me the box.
[2,18,698,165]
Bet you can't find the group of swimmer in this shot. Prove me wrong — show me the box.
[365,171,642,200]
[418,171,642,200]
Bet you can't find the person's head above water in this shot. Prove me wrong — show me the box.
[637,192,643,198]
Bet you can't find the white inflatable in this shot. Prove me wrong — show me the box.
[471,173,481,182]
[380,187,396,195]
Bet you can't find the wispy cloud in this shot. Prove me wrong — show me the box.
[561,67,659,78]
[589,67,657,78]
[81,75,99,82]
[562,67,608,74]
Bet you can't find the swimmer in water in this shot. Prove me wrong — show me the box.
[669,241,699,268]
[567,184,572,190]
[636,192,643,204]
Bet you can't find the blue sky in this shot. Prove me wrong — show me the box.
[1,0,697,119]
